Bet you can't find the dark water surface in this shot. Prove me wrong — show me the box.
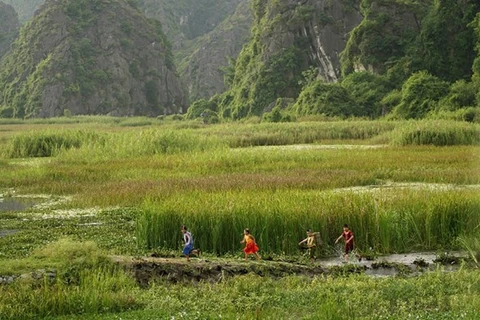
[0,197,38,212]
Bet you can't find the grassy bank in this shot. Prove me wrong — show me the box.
[3,265,480,320]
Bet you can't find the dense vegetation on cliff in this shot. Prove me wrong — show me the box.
[0,0,186,118]
[194,0,480,122]
[0,0,479,120]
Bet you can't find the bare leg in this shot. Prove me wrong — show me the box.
[254,252,261,260]
[245,253,248,261]
[192,249,200,257]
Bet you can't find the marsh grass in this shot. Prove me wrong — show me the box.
[0,239,140,320]
[390,121,480,146]
[0,266,139,320]
[205,121,398,147]
[51,270,480,320]
[137,189,480,255]
[4,130,102,158]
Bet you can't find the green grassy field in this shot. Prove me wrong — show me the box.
[0,118,479,319]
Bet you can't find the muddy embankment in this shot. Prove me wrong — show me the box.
[127,251,472,286]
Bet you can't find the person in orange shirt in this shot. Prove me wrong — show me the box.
[240,228,261,261]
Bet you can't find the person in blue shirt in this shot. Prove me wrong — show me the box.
[181,225,200,261]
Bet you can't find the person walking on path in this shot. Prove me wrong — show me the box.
[335,224,354,263]
[181,225,200,261]
[298,229,320,262]
[241,228,261,261]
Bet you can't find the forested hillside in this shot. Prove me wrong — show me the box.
[0,0,186,118]
[1,0,479,120]
[4,0,252,102]
[193,0,480,122]
[0,2,19,59]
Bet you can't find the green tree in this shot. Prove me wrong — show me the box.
[472,13,480,105]
[417,0,480,82]
[341,71,392,118]
[186,99,218,120]
[393,71,449,119]
[294,81,357,118]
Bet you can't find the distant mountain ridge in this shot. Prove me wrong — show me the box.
[0,0,186,118]
[4,0,252,103]
[0,1,19,59]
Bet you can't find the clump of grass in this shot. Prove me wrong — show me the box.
[136,189,480,256]
[209,121,397,147]
[58,129,227,161]
[390,121,480,146]
[117,117,154,127]
[457,233,480,266]
[5,130,100,158]
[0,266,140,319]
[0,239,141,319]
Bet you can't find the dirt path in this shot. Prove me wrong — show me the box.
[118,251,470,285]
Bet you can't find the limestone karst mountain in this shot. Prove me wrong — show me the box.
[0,1,19,59]
[0,0,187,118]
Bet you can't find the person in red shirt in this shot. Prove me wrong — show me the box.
[335,224,354,263]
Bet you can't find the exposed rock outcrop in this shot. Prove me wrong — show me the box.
[0,1,19,59]
[221,0,363,118]
[180,0,252,100]
[139,0,252,101]
[0,0,186,118]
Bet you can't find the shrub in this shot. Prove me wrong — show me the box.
[294,81,357,117]
[439,80,477,111]
[341,72,392,118]
[7,131,90,158]
[393,71,449,119]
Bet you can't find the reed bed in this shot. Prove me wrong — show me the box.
[390,120,480,146]
[4,130,99,158]
[3,120,480,161]
[202,121,398,147]
[136,189,480,255]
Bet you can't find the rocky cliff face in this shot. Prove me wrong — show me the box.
[341,0,427,75]
[0,2,19,59]
[0,0,186,118]
[138,0,252,101]
[4,0,252,103]
[221,0,363,118]
[2,0,44,24]
[179,0,252,100]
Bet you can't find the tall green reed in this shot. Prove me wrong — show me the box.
[389,120,480,146]
[137,189,480,255]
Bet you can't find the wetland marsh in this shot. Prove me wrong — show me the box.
[0,118,479,319]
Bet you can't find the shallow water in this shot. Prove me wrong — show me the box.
[0,197,39,212]
[319,251,466,268]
